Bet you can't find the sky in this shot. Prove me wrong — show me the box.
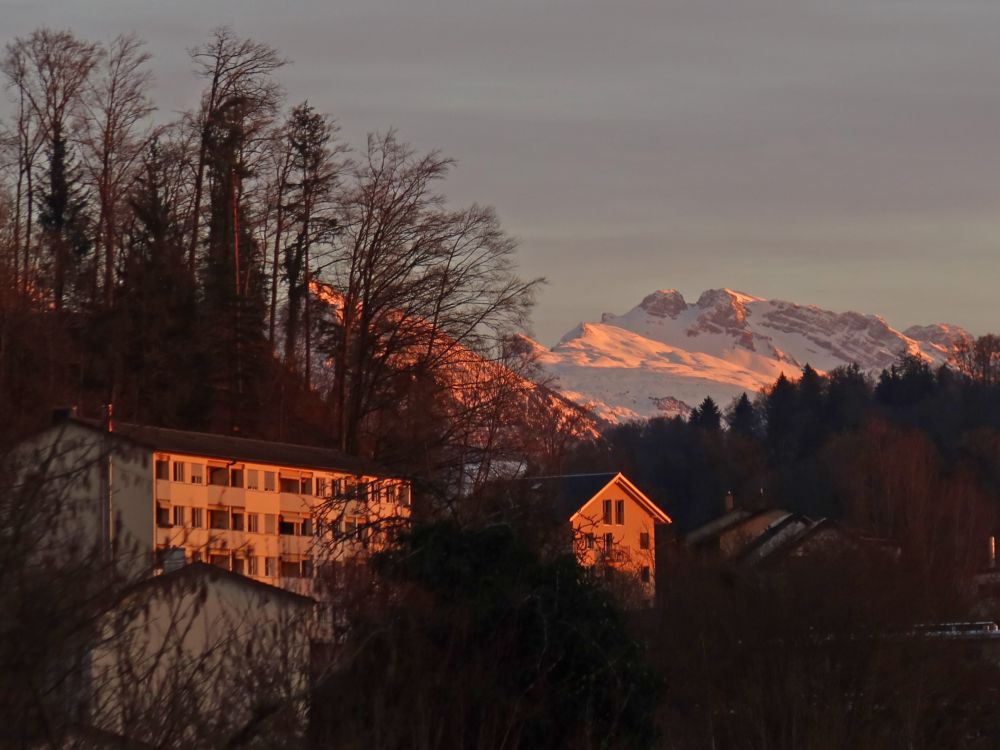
[3,0,999,345]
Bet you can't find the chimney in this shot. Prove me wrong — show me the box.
[163,548,186,574]
[724,491,735,513]
[51,406,79,425]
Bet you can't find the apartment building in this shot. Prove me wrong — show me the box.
[17,415,411,596]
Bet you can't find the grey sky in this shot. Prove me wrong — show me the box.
[4,0,998,344]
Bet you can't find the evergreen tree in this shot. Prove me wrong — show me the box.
[38,124,92,310]
[199,95,271,433]
[726,392,759,438]
[690,396,722,431]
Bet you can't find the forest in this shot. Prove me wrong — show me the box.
[2,24,1000,750]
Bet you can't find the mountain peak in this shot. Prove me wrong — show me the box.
[535,286,968,424]
[637,289,688,318]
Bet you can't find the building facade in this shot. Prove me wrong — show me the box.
[16,416,411,597]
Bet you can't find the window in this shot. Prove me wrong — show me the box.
[263,472,276,492]
[640,566,651,583]
[604,532,614,550]
[264,557,277,577]
[301,518,313,536]
[639,532,650,550]
[315,478,328,498]
[302,558,313,577]
[156,504,171,528]
[602,500,612,524]
[247,469,259,490]
[279,476,299,494]
[264,514,276,534]
[279,517,296,536]
[192,550,202,562]
[191,508,203,528]
[155,460,169,480]
[173,506,185,527]
[173,462,186,482]
[232,557,245,574]
[208,466,228,486]
[247,513,259,533]
[247,556,258,575]
[209,509,229,530]
[281,559,301,578]
[210,554,230,569]
[232,512,244,531]
[585,533,595,549]
[300,477,313,495]
[190,464,204,484]
[230,468,244,488]
[615,500,625,525]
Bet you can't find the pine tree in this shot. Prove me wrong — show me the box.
[199,95,271,434]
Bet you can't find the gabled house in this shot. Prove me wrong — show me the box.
[523,472,671,595]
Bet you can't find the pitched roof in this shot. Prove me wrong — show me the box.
[129,562,316,606]
[520,472,671,524]
[71,418,390,477]
[522,472,620,519]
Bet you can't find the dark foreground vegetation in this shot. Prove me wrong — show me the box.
[1,23,1000,750]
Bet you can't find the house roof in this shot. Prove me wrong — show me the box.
[128,562,316,607]
[685,509,767,546]
[69,418,391,477]
[520,472,671,524]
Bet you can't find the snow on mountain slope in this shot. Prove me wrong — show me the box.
[535,289,968,423]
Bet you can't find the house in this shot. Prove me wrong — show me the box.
[12,413,411,597]
[86,561,314,747]
[522,472,671,595]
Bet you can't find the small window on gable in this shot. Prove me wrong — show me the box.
[615,500,625,525]
[602,500,612,525]
[585,533,595,549]
[604,532,614,550]
[155,460,169,480]
[639,532,650,550]
[641,566,651,583]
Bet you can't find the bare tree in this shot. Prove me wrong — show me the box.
[79,33,154,306]
[2,29,100,310]
[185,26,286,275]
[322,131,541,457]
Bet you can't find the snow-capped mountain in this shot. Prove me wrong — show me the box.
[533,289,968,423]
